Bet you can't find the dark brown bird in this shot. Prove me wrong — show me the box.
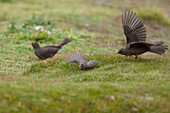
[115,11,168,59]
[66,53,99,70]
[29,38,71,60]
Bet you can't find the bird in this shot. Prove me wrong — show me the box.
[66,53,99,70]
[29,38,71,60]
[115,10,168,59]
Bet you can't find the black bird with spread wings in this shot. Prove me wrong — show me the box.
[66,53,99,70]
[29,38,71,60]
[115,11,168,59]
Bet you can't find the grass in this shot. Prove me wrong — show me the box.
[23,55,169,82]
[0,0,170,112]
[136,7,170,27]
[0,79,169,113]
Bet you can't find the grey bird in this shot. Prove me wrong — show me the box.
[115,11,168,59]
[66,53,99,70]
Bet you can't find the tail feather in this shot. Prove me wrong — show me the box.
[153,41,164,46]
[57,38,72,48]
[150,43,168,55]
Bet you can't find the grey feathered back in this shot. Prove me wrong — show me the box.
[66,53,89,63]
[66,53,99,70]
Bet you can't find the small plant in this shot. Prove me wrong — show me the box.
[6,15,54,41]
[136,7,170,27]
[24,15,52,26]
[7,22,18,33]
[7,15,53,33]
[20,31,53,42]
[6,16,91,42]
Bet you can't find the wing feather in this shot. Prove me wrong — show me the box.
[129,42,153,49]
[122,11,147,44]
[66,53,89,64]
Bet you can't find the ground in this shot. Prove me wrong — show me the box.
[0,0,170,113]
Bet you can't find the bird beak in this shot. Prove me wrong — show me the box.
[114,52,118,55]
[29,42,33,45]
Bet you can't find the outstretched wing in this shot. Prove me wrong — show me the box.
[66,53,89,64]
[122,10,147,44]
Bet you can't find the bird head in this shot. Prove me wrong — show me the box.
[115,48,127,55]
[29,42,40,49]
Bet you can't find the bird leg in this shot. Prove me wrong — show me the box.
[36,57,39,59]
[135,55,141,59]
[135,55,138,59]
[125,55,132,57]
[130,55,136,59]
[138,56,141,58]
[125,55,136,59]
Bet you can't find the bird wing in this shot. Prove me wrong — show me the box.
[122,11,147,44]
[42,45,60,49]
[42,45,61,53]
[87,61,99,68]
[36,47,60,58]
[128,42,153,49]
[66,53,90,64]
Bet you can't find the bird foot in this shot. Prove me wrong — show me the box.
[45,58,51,61]
[125,55,136,59]
[130,55,136,59]
[36,57,39,59]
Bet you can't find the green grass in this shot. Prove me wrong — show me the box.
[0,0,170,112]
[136,7,170,27]
[0,79,169,113]
[23,55,169,82]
